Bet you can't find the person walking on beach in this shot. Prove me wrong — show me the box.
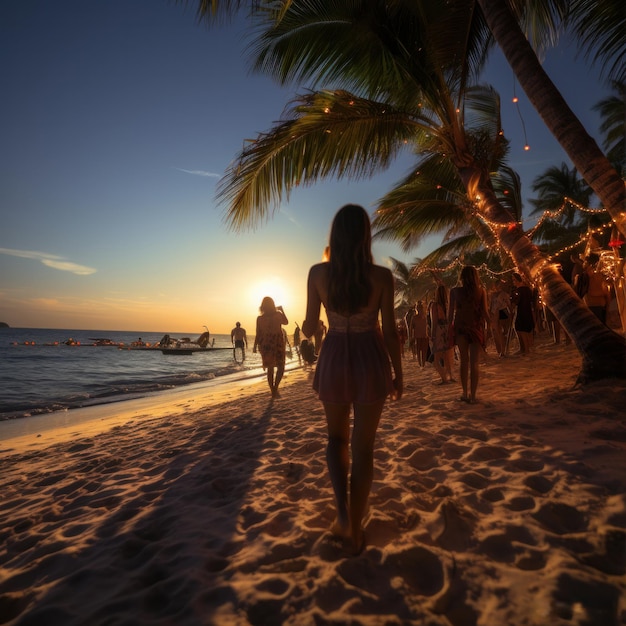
[303,204,403,555]
[581,253,611,324]
[511,272,535,354]
[293,323,302,363]
[396,319,408,358]
[411,301,429,366]
[449,266,489,404]
[231,322,248,361]
[428,284,455,383]
[488,280,511,356]
[253,298,289,398]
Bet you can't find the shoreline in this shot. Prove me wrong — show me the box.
[0,363,305,452]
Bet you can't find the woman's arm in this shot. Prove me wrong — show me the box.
[276,306,289,326]
[379,267,403,400]
[252,317,261,352]
[480,288,490,327]
[303,265,322,338]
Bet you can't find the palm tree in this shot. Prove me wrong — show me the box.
[593,81,626,176]
[211,1,625,381]
[389,258,433,317]
[569,0,625,85]
[176,0,625,380]
[525,163,610,274]
[179,0,626,240]
[528,164,593,226]
[374,155,522,270]
[476,0,626,239]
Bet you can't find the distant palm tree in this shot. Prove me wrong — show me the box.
[388,258,433,316]
[593,81,626,176]
[529,164,593,226]
[525,163,612,264]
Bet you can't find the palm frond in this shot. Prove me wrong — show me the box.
[592,81,626,171]
[569,0,626,83]
[217,90,433,229]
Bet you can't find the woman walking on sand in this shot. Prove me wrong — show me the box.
[303,204,403,555]
[511,272,535,354]
[253,297,288,398]
[449,266,489,404]
[428,284,455,384]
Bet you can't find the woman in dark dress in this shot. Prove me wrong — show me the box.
[303,204,402,554]
[511,273,535,354]
[449,266,489,403]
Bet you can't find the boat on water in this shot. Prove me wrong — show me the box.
[10,330,231,354]
[156,331,231,355]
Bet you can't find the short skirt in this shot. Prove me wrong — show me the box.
[313,329,393,404]
[259,333,285,368]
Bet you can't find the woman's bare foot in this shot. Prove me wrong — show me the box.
[330,518,350,539]
[346,529,366,556]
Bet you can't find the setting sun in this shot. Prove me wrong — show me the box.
[248,276,292,316]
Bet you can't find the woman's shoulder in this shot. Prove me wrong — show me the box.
[309,261,329,272]
[371,264,393,281]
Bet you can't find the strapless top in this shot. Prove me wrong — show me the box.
[326,309,380,333]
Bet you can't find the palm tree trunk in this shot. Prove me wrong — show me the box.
[457,165,626,383]
[477,0,626,239]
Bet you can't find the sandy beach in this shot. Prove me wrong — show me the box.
[1,337,625,625]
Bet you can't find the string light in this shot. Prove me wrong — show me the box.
[410,197,618,282]
[512,76,530,151]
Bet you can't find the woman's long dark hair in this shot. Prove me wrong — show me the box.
[327,204,373,314]
[435,284,448,317]
[460,265,482,302]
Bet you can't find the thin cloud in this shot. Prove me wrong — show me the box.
[279,207,300,227]
[176,168,221,178]
[0,247,97,275]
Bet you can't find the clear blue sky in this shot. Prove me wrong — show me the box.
[0,1,611,334]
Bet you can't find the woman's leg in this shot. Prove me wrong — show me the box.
[518,330,531,353]
[433,351,447,382]
[456,336,470,399]
[350,400,384,550]
[419,338,429,367]
[266,366,275,393]
[323,402,351,536]
[273,361,285,396]
[493,315,505,355]
[468,342,481,402]
[444,347,455,380]
[501,320,511,355]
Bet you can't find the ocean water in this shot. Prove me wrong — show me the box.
[0,328,299,421]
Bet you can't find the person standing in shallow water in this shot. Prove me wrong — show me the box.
[449,266,489,404]
[303,204,403,555]
[231,322,248,361]
[253,297,288,398]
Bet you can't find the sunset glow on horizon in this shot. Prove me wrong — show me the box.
[0,3,612,335]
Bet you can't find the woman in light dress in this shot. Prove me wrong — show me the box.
[428,284,455,384]
[253,296,288,398]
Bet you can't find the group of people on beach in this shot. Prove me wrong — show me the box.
[246,202,616,556]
